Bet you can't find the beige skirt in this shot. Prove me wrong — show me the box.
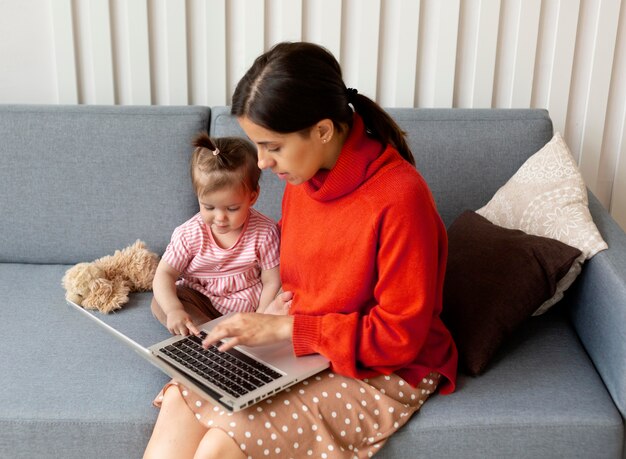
[153,369,440,458]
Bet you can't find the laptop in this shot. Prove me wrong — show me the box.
[67,299,330,412]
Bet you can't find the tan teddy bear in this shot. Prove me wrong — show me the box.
[62,240,160,313]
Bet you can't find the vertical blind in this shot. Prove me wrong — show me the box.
[34,0,626,230]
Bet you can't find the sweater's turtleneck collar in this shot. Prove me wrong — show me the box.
[303,113,385,201]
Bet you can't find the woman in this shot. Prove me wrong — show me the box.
[144,41,457,459]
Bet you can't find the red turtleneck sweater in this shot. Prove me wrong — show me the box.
[281,114,457,394]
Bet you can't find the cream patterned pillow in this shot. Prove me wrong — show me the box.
[476,132,608,315]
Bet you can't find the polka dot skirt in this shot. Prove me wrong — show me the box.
[153,370,440,458]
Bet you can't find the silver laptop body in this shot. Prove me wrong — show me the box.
[67,300,330,412]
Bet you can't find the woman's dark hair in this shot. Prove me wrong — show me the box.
[190,133,260,196]
[231,41,415,166]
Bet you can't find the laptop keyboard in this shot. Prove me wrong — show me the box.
[159,332,282,398]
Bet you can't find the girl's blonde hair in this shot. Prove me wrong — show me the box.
[190,132,260,196]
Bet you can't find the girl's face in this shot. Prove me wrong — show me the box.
[238,116,340,185]
[198,185,258,237]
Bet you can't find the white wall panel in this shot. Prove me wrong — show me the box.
[612,108,626,227]
[2,0,626,230]
[226,0,265,101]
[342,0,382,99]
[110,0,151,105]
[149,0,189,105]
[494,0,541,108]
[606,0,626,228]
[303,0,342,59]
[187,0,227,106]
[73,0,115,104]
[50,0,78,104]
[266,0,303,46]
[532,0,580,135]
[378,0,421,107]
[574,0,621,197]
[1,0,58,104]
[416,0,460,107]
[455,0,500,108]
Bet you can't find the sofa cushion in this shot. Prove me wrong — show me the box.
[210,107,554,227]
[0,263,171,459]
[387,108,553,227]
[477,132,608,315]
[569,193,626,420]
[2,263,622,458]
[442,210,582,375]
[379,307,624,459]
[0,105,210,264]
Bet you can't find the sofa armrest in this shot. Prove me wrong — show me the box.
[569,192,626,418]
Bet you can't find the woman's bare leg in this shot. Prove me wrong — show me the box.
[193,429,247,459]
[143,386,208,459]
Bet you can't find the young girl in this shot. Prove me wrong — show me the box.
[150,133,281,337]
[145,42,457,459]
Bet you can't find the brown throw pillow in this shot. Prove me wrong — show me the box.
[442,211,582,376]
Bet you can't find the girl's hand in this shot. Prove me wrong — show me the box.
[166,309,200,336]
[202,313,294,352]
[261,291,293,315]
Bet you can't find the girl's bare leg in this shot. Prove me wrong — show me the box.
[151,287,221,329]
[150,297,211,328]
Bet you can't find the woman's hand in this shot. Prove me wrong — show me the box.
[202,313,294,352]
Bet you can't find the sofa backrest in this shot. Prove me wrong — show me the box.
[0,105,553,264]
[0,105,209,264]
[211,106,554,226]
[391,108,554,225]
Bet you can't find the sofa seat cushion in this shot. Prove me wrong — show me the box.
[2,264,622,458]
[380,305,624,458]
[0,263,171,459]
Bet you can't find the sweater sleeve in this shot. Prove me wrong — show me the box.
[291,187,447,379]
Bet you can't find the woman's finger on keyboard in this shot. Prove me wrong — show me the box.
[202,313,256,350]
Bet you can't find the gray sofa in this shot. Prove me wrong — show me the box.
[1,105,624,459]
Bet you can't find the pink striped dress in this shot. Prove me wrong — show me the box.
[161,208,280,314]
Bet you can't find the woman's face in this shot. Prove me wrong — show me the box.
[238,116,339,185]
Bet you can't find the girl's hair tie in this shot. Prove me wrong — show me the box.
[346,87,358,102]
[192,132,220,156]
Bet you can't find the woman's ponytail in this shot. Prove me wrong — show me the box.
[349,92,415,166]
